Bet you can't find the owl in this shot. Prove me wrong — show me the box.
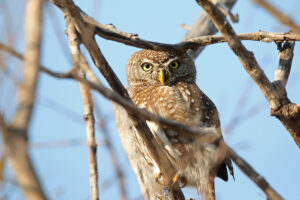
[127,49,233,200]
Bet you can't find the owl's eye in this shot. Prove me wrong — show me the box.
[141,63,153,71]
[169,60,180,69]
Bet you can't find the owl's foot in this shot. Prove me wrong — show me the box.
[155,171,187,188]
[172,173,187,188]
[154,171,164,185]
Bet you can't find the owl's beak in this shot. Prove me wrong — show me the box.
[158,70,165,84]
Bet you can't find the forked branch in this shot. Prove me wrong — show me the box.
[196,0,300,148]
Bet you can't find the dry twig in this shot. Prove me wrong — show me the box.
[65,18,99,200]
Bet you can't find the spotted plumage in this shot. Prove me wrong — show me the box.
[127,50,233,200]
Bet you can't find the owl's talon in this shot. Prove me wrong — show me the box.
[171,173,187,188]
[155,172,164,185]
[171,173,180,185]
[179,176,187,188]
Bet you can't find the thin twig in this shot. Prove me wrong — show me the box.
[65,18,99,200]
[29,138,104,149]
[253,0,300,34]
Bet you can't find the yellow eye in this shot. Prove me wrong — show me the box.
[169,60,180,69]
[142,63,153,71]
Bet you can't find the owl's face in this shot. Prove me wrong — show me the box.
[127,50,196,86]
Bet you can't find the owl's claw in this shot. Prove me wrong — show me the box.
[155,172,187,188]
[172,173,180,185]
[155,172,164,185]
[171,173,187,188]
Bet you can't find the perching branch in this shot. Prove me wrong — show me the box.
[253,0,300,34]
[1,0,47,200]
[196,0,300,148]
[65,18,99,200]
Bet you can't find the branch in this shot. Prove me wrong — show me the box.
[253,0,300,34]
[227,146,283,200]
[196,0,300,148]
[2,0,47,200]
[43,3,300,53]
[65,17,99,200]
[85,13,300,52]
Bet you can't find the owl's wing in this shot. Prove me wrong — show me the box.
[175,82,234,181]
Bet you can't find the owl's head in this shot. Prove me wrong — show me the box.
[127,50,196,86]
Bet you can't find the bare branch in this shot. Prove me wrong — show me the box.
[65,18,99,200]
[86,14,300,52]
[227,146,283,200]
[2,0,47,200]
[196,0,300,148]
[44,2,299,53]
[30,138,104,149]
[253,0,300,34]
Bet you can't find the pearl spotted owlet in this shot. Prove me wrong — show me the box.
[127,49,233,200]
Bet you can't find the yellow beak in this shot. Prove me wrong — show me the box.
[158,70,165,84]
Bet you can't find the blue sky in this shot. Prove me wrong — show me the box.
[0,0,300,199]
